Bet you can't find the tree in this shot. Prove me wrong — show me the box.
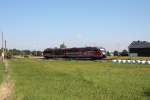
[60,43,67,48]
[32,51,42,56]
[9,49,21,55]
[5,51,12,59]
[22,50,31,55]
[106,51,110,56]
[113,50,119,56]
[31,51,37,56]
[120,50,128,56]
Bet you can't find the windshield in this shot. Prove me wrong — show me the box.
[99,48,106,55]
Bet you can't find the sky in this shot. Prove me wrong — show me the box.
[0,0,150,51]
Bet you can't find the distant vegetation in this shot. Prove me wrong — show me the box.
[60,43,67,49]
[105,50,129,57]
[0,43,68,58]
[0,49,43,58]
[112,50,129,56]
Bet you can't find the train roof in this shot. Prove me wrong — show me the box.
[44,47,104,51]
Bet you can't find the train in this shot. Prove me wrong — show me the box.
[43,47,106,60]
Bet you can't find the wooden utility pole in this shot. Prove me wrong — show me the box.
[5,40,6,49]
[1,32,4,62]
[5,40,7,55]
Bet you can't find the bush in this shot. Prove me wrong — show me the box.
[24,55,29,58]
[5,52,12,59]
[113,51,119,56]
[120,50,128,56]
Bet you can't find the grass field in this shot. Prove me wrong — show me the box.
[0,61,4,84]
[9,58,150,100]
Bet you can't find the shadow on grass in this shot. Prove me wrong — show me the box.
[144,89,150,96]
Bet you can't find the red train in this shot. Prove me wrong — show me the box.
[43,47,106,60]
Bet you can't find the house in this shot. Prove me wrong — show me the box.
[128,41,150,56]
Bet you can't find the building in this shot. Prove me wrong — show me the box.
[128,41,150,57]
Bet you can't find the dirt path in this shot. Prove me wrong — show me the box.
[0,60,14,100]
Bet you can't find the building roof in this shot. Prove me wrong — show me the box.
[129,41,150,48]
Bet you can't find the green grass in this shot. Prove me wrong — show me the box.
[9,58,150,100]
[0,61,5,83]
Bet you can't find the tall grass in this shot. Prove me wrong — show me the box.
[0,61,4,83]
[10,59,150,100]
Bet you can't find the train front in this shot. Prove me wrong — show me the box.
[99,47,107,58]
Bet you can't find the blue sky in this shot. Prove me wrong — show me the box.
[0,0,150,51]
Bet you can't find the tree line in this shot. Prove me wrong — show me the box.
[106,49,129,56]
[0,48,43,58]
[0,43,67,59]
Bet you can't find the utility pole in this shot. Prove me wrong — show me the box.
[5,40,7,55]
[1,32,4,62]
